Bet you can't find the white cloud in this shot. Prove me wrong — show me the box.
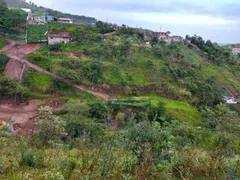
[126,12,238,26]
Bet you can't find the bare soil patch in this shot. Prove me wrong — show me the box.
[0,99,44,136]
[3,59,24,80]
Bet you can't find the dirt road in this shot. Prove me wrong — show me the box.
[2,40,110,101]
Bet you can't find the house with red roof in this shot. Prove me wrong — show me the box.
[232,48,240,55]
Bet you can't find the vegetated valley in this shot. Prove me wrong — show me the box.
[0,0,240,179]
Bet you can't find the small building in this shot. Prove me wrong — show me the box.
[157,32,168,41]
[223,96,238,104]
[173,36,183,42]
[46,12,57,22]
[232,48,240,55]
[27,12,46,24]
[143,33,154,41]
[48,32,72,45]
[58,18,73,24]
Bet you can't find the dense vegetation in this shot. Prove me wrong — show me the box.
[186,35,239,65]
[0,100,239,179]
[0,37,7,49]
[0,0,27,34]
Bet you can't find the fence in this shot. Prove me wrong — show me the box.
[107,99,151,108]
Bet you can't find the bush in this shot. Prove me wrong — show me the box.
[88,101,108,123]
[20,144,44,168]
[54,157,76,179]
[0,52,9,73]
[48,44,62,51]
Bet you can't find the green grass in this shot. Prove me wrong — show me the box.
[23,70,98,102]
[182,45,240,93]
[48,22,99,34]
[116,95,204,126]
[143,95,203,125]
[0,38,8,49]
[27,24,48,43]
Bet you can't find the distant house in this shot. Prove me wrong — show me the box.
[223,96,238,104]
[21,8,31,13]
[232,48,240,55]
[173,36,183,42]
[27,12,46,24]
[157,32,168,41]
[166,36,173,43]
[58,18,73,24]
[48,32,72,45]
[46,12,57,22]
[143,33,154,42]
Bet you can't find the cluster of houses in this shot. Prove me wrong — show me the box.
[144,32,183,44]
[26,10,73,25]
[232,48,240,55]
[23,8,73,44]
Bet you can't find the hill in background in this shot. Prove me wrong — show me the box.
[4,0,97,24]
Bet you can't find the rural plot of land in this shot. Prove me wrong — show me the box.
[27,24,48,43]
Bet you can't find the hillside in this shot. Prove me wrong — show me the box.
[4,0,97,24]
[225,43,240,48]
[0,3,240,179]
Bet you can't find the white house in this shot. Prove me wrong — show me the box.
[223,96,238,104]
[58,18,73,24]
[48,32,72,45]
[21,8,31,13]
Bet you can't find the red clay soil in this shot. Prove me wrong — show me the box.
[5,43,43,59]
[0,99,44,136]
[3,59,23,80]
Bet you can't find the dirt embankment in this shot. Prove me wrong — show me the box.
[0,99,43,136]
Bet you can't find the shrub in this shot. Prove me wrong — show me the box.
[54,157,76,179]
[88,101,108,122]
[20,145,44,168]
[33,106,65,146]
[0,52,9,73]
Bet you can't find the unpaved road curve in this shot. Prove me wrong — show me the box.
[2,40,110,101]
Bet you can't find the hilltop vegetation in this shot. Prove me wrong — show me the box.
[29,23,240,106]
[4,0,97,24]
[0,0,27,34]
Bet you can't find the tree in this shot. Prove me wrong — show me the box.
[84,61,103,84]
[166,31,171,35]
[147,102,166,126]
[34,106,65,146]
[88,101,108,123]
[237,53,240,59]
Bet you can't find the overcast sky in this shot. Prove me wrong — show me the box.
[30,0,240,43]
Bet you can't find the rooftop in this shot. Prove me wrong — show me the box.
[49,31,72,37]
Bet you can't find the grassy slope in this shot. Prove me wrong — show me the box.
[127,95,204,126]
[27,24,48,43]
[149,95,204,125]
[23,70,98,102]
[27,23,240,125]
[181,46,240,93]
[0,38,8,50]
